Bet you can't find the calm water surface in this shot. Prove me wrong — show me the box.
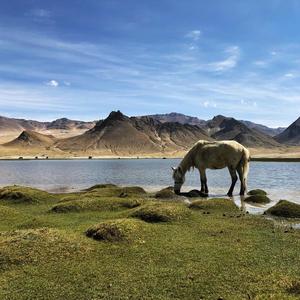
[0,159,299,213]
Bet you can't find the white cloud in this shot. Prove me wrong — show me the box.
[203,101,217,108]
[284,73,294,78]
[46,80,59,87]
[185,30,201,41]
[29,9,51,18]
[209,46,240,72]
[270,51,277,56]
[253,60,268,67]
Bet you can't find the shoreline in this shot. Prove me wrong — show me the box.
[1,156,300,162]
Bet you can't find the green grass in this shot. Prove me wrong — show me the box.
[0,185,299,299]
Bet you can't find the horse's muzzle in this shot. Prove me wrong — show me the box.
[174,188,181,195]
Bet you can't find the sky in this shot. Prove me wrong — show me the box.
[1,0,300,127]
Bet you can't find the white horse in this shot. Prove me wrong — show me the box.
[172,140,250,196]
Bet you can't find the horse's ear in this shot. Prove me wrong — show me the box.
[171,167,176,171]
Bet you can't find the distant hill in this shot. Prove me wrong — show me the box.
[144,112,285,137]
[144,112,207,127]
[240,120,285,137]
[275,117,300,145]
[3,131,57,148]
[206,115,280,147]
[56,111,212,154]
[0,115,95,143]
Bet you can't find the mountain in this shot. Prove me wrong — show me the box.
[240,120,285,137]
[56,111,212,154]
[274,117,300,145]
[144,112,206,127]
[0,115,95,143]
[46,118,95,130]
[3,131,57,148]
[206,115,280,147]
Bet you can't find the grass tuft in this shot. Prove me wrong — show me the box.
[265,200,300,218]
[189,198,239,213]
[244,195,271,204]
[155,187,175,199]
[0,186,55,204]
[51,197,142,213]
[247,189,267,196]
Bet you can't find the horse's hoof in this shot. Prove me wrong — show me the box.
[227,193,233,197]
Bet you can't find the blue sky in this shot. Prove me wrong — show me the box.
[1,0,300,126]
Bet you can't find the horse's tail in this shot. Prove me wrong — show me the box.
[238,148,250,191]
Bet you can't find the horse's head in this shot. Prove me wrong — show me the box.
[172,166,185,194]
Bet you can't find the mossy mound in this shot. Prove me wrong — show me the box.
[247,189,267,196]
[0,228,90,269]
[130,202,190,223]
[244,195,271,204]
[85,185,146,198]
[84,183,118,191]
[86,219,144,242]
[0,186,54,204]
[265,200,300,218]
[189,198,239,213]
[51,197,142,213]
[0,189,34,203]
[155,187,176,199]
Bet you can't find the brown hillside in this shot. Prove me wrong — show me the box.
[3,131,57,148]
[56,111,212,154]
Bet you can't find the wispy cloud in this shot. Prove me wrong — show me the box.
[29,9,51,18]
[46,80,59,87]
[185,30,201,41]
[209,46,240,72]
[0,28,300,126]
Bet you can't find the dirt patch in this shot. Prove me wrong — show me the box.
[86,218,144,242]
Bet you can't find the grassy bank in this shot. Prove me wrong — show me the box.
[0,185,300,299]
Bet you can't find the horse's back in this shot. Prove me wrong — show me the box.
[193,140,248,169]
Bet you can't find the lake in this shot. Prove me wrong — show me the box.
[0,159,299,213]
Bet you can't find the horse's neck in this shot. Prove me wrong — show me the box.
[179,152,194,174]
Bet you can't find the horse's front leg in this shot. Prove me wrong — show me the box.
[200,169,208,194]
[227,167,238,197]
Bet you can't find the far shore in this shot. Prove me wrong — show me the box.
[1,155,300,162]
[1,145,300,161]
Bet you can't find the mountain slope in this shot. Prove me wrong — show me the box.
[144,112,206,127]
[56,111,212,154]
[3,131,57,148]
[275,117,300,145]
[240,120,285,137]
[206,115,280,147]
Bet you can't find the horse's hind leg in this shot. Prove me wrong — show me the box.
[237,165,246,195]
[227,167,238,197]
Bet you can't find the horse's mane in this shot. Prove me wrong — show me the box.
[179,140,209,173]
